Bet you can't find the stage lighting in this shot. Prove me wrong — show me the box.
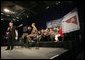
[7,15,10,16]
[4,8,10,13]
[58,1,60,3]
[11,11,15,14]
[46,6,49,9]
[1,19,4,21]
[56,1,60,5]
[1,13,4,15]
[56,3,58,5]
[17,20,19,21]
[13,18,16,21]
[16,17,19,19]
[27,16,29,18]
[3,8,15,14]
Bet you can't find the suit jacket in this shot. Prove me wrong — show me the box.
[7,26,16,38]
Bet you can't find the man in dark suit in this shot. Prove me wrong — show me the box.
[6,21,17,50]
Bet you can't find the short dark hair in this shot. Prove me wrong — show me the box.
[10,20,13,23]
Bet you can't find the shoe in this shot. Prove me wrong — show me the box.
[6,49,10,50]
[11,48,13,50]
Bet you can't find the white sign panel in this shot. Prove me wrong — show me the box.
[46,18,62,28]
[61,8,80,33]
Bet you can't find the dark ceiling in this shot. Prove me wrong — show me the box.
[1,1,74,21]
[1,1,83,29]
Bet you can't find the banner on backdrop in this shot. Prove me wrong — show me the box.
[46,8,80,33]
[61,8,80,33]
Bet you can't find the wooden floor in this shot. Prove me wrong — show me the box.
[1,46,67,59]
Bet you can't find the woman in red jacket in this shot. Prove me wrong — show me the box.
[57,26,64,41]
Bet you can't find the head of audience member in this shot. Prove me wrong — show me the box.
[57,26,62,30]
[9,20,13,27]
[45,28,49,33]
[41,29,44,33]
[31,23,36,27]
[28,26,32,30]
[38,30,41,35]
[49,28,53,31]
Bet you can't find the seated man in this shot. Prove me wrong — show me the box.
[20,25,32,47]
[40,29,45,41]
[27,23,38,39]
[27,23,38,47]
[49,28,55,41]
[21,25,28,44]
[43,28,50,41]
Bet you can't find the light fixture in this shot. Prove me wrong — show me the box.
[55,3,58,5]
[4,8,10,13]
[11,12,15,14]
[46,6,49,9]
[58,1,60,3]
[17,20,19,21]
[7,15,10,16]
[27,16,29,18]
[3,8,15,14]
[16,17,19,19]
[1,13,4,15]
[1,19,4,20]
[55,1,60,5]
[13,18,16,21]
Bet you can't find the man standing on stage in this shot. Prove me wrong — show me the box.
[6,21,17,50]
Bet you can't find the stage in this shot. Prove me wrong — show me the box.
[1,46,67,59]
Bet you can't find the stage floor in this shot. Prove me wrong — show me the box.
[1,46,67,59]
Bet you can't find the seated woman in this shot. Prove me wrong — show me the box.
[57,26,64,41]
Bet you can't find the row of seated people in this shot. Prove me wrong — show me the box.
[19,23,64,47]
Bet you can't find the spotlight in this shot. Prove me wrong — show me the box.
[58,1,60,3]
[46,6,49,9]
[3,8,15,14]
[17,20,19,21]
[27,16,29,18]
[13,18,16,21]
[1,13,4,15]
[55,3,58,5]
[11,11,15,14]
[4,8,10,13]
[7,15,10,16]
[16,17,19,19]
[1,19,4,20]
[56,1,60,5]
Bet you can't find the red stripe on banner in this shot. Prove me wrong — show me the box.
[65,16,77,24]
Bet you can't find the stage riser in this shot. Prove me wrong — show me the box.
[15,41,63,47]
